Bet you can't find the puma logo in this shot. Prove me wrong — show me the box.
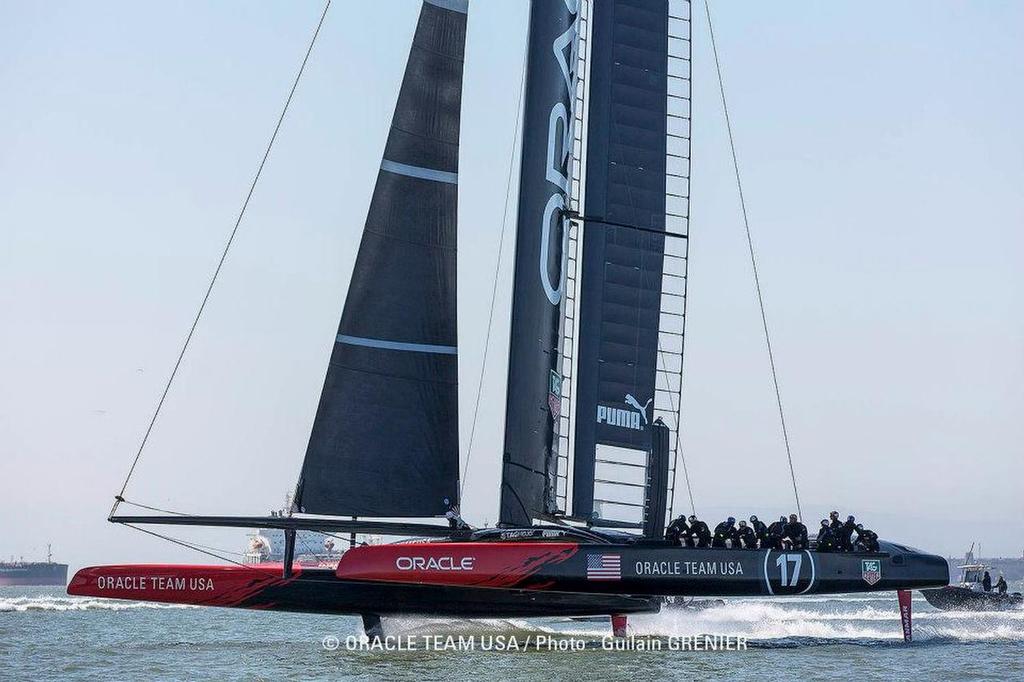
[624,394,653,425]
[596,394,652,431]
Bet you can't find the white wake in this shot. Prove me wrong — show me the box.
[0,595,197,613]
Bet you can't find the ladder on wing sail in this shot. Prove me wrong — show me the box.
[551,0,694,533]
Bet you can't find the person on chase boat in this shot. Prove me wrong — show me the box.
[995,575,1008,595]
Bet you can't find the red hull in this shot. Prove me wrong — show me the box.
[335,542,577,588]
[68,563,300,607]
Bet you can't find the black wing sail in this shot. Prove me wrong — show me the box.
[295,0,468,518]
[571,0,686,526]
[498,0,579,527]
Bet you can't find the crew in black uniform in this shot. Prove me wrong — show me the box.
[687,515,711,548]
[665,514,689,547]
[836,515,857,552]
[982,571,992,592]
[829,510,843,536]
[713,517,739,548]
[783,514,808,550]
[736,520,758,549]
[854,524,879,552]
[816,519,836,552]
[749,515,767,548]
[766,516,786,550]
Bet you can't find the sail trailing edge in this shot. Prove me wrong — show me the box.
[295,0,467,518]
[499,0,580,527]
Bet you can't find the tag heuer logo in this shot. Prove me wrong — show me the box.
[861,559,882,586]
[548,371,563,419]
[549,371,562,395]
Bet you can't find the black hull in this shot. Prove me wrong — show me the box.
[921,586,1023,612]
[246,572,661,617]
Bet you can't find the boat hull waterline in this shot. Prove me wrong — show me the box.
[69,541,948,616]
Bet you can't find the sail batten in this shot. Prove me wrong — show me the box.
[295,0,467,518]
[380,160,458,184]
[336,335,457,355]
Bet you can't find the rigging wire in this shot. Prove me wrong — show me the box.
[115,498,189,516]
[458,43,530,500]
[120,497,363,555]
[703,0,803,519]
[123,524,250,568]
[110,0,332,519]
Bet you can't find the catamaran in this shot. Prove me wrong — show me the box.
[69,0,947,639]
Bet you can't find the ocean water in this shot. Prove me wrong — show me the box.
[2,587,1022,680]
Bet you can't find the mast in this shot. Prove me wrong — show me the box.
[294,0,469,518]
[499,0,580,527]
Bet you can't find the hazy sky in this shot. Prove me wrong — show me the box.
[2,1,1022,571]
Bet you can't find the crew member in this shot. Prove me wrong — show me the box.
[983,570,992,592]
[736,520,757,549]
[687,515,712,548]
[816,520,836,552]
[836,515,857,552]
[766,516,787,550]
[749,515,768,548]
[829,510,843,536]
[665,514,689,547]
[783,514,808,550]
[713,517,739,548]
[995,575,1008,595]
[854,524,879,552]
[444,500,469,530]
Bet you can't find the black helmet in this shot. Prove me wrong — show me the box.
[847,515,856,523]
[821,520,829,526]
[856,524,864,530]
[749,515,758,522]
[780,516,787,523]
[727,516,735,524]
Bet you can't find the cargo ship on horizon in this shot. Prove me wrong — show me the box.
[1,545,68,587]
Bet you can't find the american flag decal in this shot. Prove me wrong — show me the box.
[586,554,621,580]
